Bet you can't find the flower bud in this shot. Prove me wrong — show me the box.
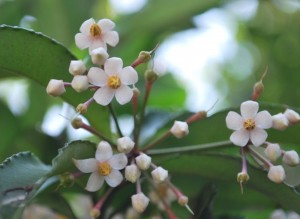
[69,60,86,75]
[76,103,88,114]
[283,150,299,166]
[284,109,300,124]
[264,143,282,162]
[90,208,100,219]
[132,87,140,97]
[170,121,189,138]
[90,47,109,66]
[71,75,89,92]
[272,113,289,131]
[138,51,152,64]
[253,81,264,99]
[46,79,65,97]
[268,165,286,183]
[178,195,189,206]
[270,209,286,219]
[131,193,150,213]
[237,172,250,184]
[126,208,140,219]
[125,164,141,183]
[135,153,151,170]
[151,167,168,183]
[145,69,159,83]
[71,117,83,129]
[117,136,135,153]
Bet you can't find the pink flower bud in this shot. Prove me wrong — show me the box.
[268,165,286,183]
[264,143,282,162]
[283,150,299,166]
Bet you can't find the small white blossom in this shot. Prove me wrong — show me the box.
[283,150,299,166]
[73,141,127,192]
[75,18,119,51]
[170,121,189,138]
[284,109,300,124]
[151,167,168,183]
[135,153,151,170]
[270,209,286,219]
[272,113,289,131]
[69,60,86,75]
[71,75,89,92]
[46,79,65,97]
[88,57,138,105]
[226,100,272,147]
[90,47,109,66]
[264,143,282,162]
[125,164,141,183]
[268,165,286,184]
[131,193,150,213]
[117,136,135,153]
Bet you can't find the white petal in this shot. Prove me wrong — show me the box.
[115,85,133,105]
[108,153,128,170]
[230,129,250,146]
[255,110,273,129]
[102,31,119,47]
[98,19,115,31]
[75,33,91,50]
[73,158,97,173]
[87,67,107,86]
[226,111,243,130]
[104,57,123,76]
[105,169,123,187]
[93,86,115,106]
[241,100,259,119]
[96,141,113,162]
[80,18,95,34]
[89,39,107,51]
[250,128,267,147]
[85,172,104,192]
[119,66,138,85]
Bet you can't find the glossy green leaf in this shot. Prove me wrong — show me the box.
[0,25,110,135]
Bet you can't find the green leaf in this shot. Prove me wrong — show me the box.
[0,152,51,219]
[0,25,110,135]
[49,140,96,176]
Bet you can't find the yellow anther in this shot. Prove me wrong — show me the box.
[90,24,102,37]
[107,75,121,89]
[243,119,255,130]
[98,162,112,176]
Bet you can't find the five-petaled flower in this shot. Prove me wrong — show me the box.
[88,57,138,105]
[73,141,128,192]
[225,100,272,147]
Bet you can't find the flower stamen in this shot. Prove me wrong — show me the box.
[90,24,102,37]
[107,75,121,89]
[243,119,255,130]
[98,162,112,176]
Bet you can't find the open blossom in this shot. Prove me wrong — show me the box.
[88,57,138,105]
[226,100,272,147]
[75,18,119,51]
[73,141,127,192]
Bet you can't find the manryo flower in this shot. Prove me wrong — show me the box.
[131,193,150,213]
[135,153,152,170]
[88,57,138,105]
[283,150,299,166]
[264,143,282,162]
[225,100,272,147]
[71,75,89,92]
[90,47,109,66]
[151,166,168,183]
[117,136,135,153]
[73,141,127,192]
[46,79,65,97]
[284,109,300,124]
[75,18,119,51]
[170,121,189,138]
[69,60,86,76]
[272,113,289,131]
[268,165,286,184]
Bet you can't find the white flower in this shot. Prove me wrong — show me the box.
[272,113,289,131]
[125,164,141,183]
[151,167,168,183]
[90,47,109,66]
[264,143,282,162]
[71,75,89,92]
[170,121,189,138]
[88,57,138,105]
[270,209,286,219]
[135,153,151,170]
[73,141,127,192]
[284,109,300,124]
[46,79,65,96]
[268,165,286,184]
[225,100,272,147]
[69,60,86,75]
[287,212,300,219]
[283,150,299,166]
[131,193,150,213]
[75,18,119,51]
[117,136,135,153]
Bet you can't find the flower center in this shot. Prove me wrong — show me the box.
[98,162,112,176]
[107,75,121,89]
[243,119,255,130]
[90,24,102,37]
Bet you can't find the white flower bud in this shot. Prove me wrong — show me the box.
[178,195,188,206]
[69,60,86,75]
[170,121,189,138]
[287,212,300,219]
[131,193,150,213]
[71,75,89,92]
[151,167,168,183]
[272,113,289,131]
[90,47,109,66]
[125,164,141,183]
[117,136,135,153]
[46,79,65,96]
[135,153,151,170]
[268,165,286,183]
[283,150,299,166]
[284,109,300,124]
[264,143,282,162]
[270,209,286,219]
